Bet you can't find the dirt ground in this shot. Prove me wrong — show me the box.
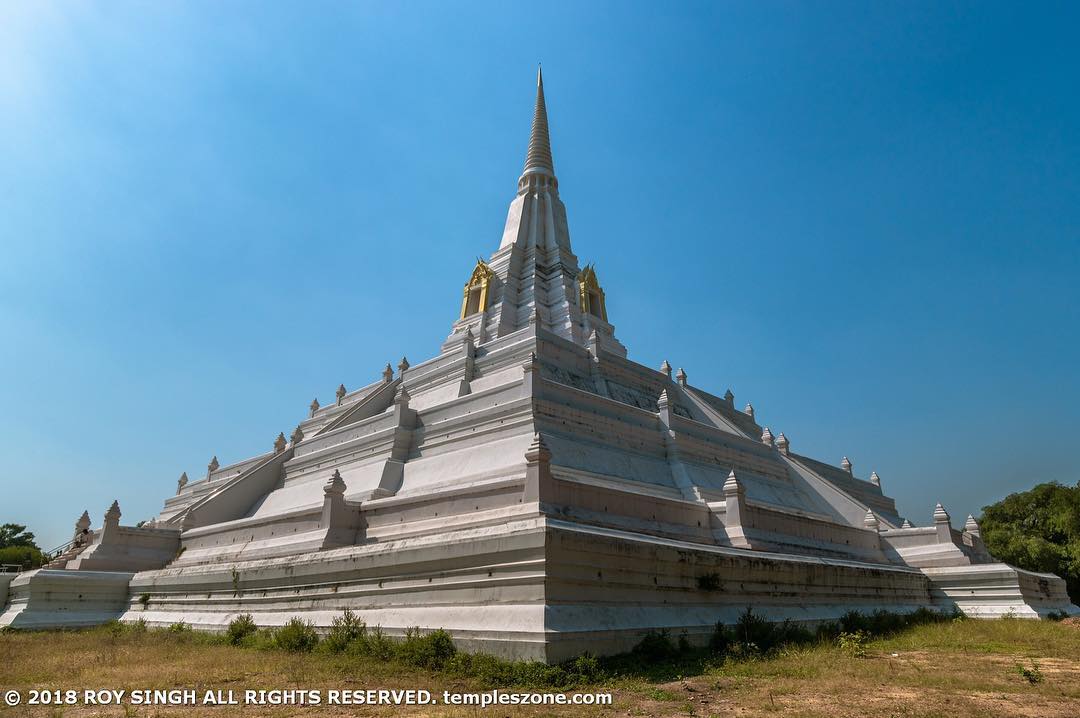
[2,619,1079,718]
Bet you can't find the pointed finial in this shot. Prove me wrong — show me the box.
[208,455,219,472]
[76,510,91,531]
[336,383,347,404]
[523,65,554,177]
[744,403,755,419]
[525,432,552,463]
[657,389,671,410]
[398,356,410,373]
[933,503,951,523]
[383,363,394,383]
[841,456,853,474]
[723,470,743,494]
[324,469,346,496]
[964,515,981,537]
[309,398,320,417]
[660,360,672,379]
[864,508,880,530]
[869,471,881,487]
[394,383,411,408]
[290,425,305,445]
[176,472,189,494]
[723,389,734,404]
[675,368,687,387]
[105,500,121,521]
[775,432,789,455]
[901,518,913,528]
[273,432,287,453]
[761,426,774,446]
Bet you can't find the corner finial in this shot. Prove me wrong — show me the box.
[273,432,287,453]
[761,426,775,446]
[864,508,880,530]
[744,402,755,419]
[775,432,789,455]
[336,383,347,404]
[290,425,305,445]
[964,514,981,537]
[933,502,951,523]
[659,360,672,379]
[176,472,188,494]
[869,470,881,488]
[675,368,687,387]
[723,469,744,495]
[324,469,346,496]
[383,363,394,383]
[841,456,853,474]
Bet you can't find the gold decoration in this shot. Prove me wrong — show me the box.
[459,259,495,319]
[577,264,608,321]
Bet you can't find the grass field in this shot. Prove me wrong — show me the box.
[2,617,1079,717]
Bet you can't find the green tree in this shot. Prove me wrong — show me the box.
[0,524,39,550]
[980,481,1080,604]
[0,523,44,570]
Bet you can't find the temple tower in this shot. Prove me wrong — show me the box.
[445,68,626,356]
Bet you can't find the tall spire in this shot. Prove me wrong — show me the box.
[522,65,554,177]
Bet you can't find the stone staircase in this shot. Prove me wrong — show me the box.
[43,532,95,569]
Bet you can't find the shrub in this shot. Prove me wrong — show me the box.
[272,617,319,652]
[569,653,601,683]
[697,573,721,591]
[1017,660,1043,684]
[226,614,257,645]
[732,607,778,653]
[167,621,190,634]
[398,627,456,669]
[709,621,732,654]
[323,609,366,653]
[838,630,869,658]
[632,629,678,661]
[346,624,395,660]
[138,593,151,609]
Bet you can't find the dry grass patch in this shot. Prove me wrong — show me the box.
[1,618,1079,717]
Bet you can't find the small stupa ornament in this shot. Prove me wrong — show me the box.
[273,432,287,453]
[309,398,320,417]
[761,426,775,446]
[336,384,347,405]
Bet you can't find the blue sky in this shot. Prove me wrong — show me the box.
[1,2,1077,550]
